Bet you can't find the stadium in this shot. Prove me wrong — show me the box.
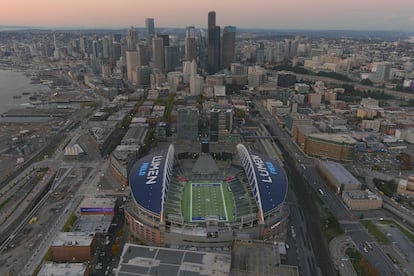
[124,143,289,247]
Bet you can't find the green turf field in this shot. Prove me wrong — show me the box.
[182,182,235,222]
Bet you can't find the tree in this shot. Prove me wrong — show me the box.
[360,78,373,86]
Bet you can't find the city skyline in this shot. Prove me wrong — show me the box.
[1,0,414,31]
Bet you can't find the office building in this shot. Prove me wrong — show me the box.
[51,232,96,263]
[190,74,203,95]
[145,18,155,43]
[157,34,170,47]
[102,36,111,59]
[164,46,179,73]
[209,106,233,142]
[136,66,151,86]
[152,37,165,72]
[222,26,236,69]
[177,107,199,141]
[256,42,265,65]
[126,50,139,82]
[137,44,149,66]
[126,26,138,51]
[183,60,197,83]
[231,63,245,75]
[247,66,266,88]
[185,26,197,62]
[185,37,197,62]
[207,11,221,73]
[38,263,89,276]
[342,190,382,210]
[373,62,391,81]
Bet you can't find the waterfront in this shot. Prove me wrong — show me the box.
[0,69,49,115]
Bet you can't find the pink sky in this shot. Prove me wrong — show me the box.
[2,0,414,30]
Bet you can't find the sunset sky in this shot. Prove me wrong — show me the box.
[2,0,414,30]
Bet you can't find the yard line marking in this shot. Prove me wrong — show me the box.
[190,182,193,222]
[220,183,228,221]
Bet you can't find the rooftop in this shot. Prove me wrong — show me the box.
[73,215,112,233]
[321,161,361,185]
[343,190,382,200]
[80,197,117,209]
[52,232,94,247]
[38,262,88,276]
[230,240,299,276]
[308,133,356,145]
[116,243,231,276]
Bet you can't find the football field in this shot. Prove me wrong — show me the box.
[182,182,235,222]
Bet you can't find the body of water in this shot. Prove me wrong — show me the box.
[0,69,49,115]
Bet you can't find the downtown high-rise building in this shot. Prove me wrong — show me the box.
[164,45,179,73]
[145,18,155,43]
[126,50,139,82]
[185,26,197,62]
[126,26,138,51]
[222,26,236,69]
[207,11,221,74]
[152,37,165,72]
[209,106,233,142]
[177,107,199,141]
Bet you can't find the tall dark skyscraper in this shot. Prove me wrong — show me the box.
[222,26,236,69]
[208,11,216,30]
[207,11,220,73]
[152,37,165,72]
[164,45,179,73]
[145,18,155,43]
[157,34,170,47]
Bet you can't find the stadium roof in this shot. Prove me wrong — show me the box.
[129,145,174,215]
[237,144,288,216]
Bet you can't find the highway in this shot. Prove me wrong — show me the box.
[283,71,414,100]
[253,98,403,275]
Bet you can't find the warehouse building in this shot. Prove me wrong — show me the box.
[316,161,361,194]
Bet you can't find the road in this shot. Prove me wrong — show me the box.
[19,158,109,275]
[254,99,403,275]
[329,236,357,276]
[286,71,414,100]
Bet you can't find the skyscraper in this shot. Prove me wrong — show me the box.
[152,37,165,72]
[185,26,197,62]
[126,27,138,51]
[177,107,199,141]
[185,37,197,62]
[137,44,149,66]
[164,46,179,73]
[126,50,139,82]
[208,11,216,30]
[145,18,155,43]
[222,26,236,69]
[209,107,232,142]
[207,11,220,74]
[256,42,265,65]
[157,34,170,47]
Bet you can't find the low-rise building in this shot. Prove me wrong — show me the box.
[316,161,361,194]
[342,190,382,210]
[79,197,117,216]
[231,240,299,275]
[38,263,89,276]
[294,131,356,161]
[116,244,231,275]
[397,175,414,196]
[50,232,96,263]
